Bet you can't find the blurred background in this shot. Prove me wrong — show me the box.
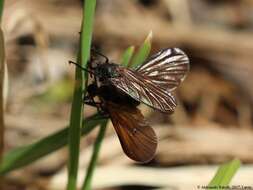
[2,0,253,189]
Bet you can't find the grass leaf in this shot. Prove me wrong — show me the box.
[0,0,4,22]
[130,31,152,68]
[67,0,97,189]
[67,50,84,189]
[208,159,241,189]
[0,114,105,175]
[120,46,135,67]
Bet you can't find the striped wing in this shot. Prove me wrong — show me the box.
[136,48,189,91]
[106,101,157,163]
[110,68,177,113]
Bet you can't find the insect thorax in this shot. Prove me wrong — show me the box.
[95,63,120,82]
[96,85,140,107]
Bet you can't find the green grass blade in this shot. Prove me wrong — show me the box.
[0,0,4,22]
[0,114,105,175]
[130,31,152,68]
[82,121,107,190]
[208,159,241,189]
[67,0,96,189]
[80,0,96,70]
[67,56,84,190]
[120,46,135,67]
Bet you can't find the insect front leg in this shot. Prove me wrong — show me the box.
[83,95,97,106]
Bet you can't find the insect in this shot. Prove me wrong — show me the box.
[70,47,189,162]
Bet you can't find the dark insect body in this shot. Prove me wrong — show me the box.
[71,47,189,162]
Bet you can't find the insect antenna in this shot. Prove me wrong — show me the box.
[69,60,95,75]
[91,48,109,64]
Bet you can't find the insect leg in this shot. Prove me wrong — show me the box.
[83,93,107,115]
[83,92,96,105]
[84,98,108,117]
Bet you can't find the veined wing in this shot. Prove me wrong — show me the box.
[106,101,157,163]
[136,48,189,91]
[110,67,177,113]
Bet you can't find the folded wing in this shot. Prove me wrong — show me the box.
[106,101,157,163]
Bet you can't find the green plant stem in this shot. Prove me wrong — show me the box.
[80,0,96,70]
[67,56,84,190]
[0,0,4,22]
[67,0,96,189]
[82,121,107,190]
